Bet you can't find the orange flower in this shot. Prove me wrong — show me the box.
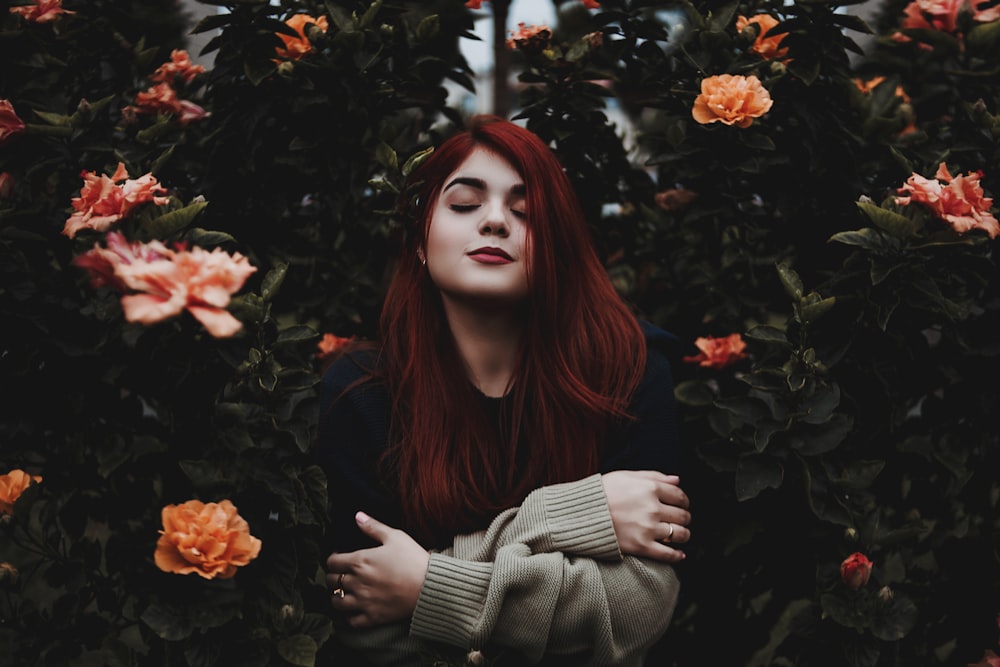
[62,162,170,238]
[275,14,329,61]
[122,82,208,125]
[691,74,773,128]
[316,333,353,359]
[654,187,698,212]
[506,22,553,51]
[75,233,257,337]
[894,163,999,239]
[900,0,1000,33]
[854,76,911,103]
[150,49,206,85]
[736,14,789,61]
[683,334,749,369]
[154,500,262,579]
[466,0,485,7]
[581,0,601,7]
[0,100,26,144]
[0,469,42,516]
[840,552,873,589]
[9,0,74,23]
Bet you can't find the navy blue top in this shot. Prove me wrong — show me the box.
[316,320,681,553]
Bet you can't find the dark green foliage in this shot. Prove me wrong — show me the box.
[1,0,997,665]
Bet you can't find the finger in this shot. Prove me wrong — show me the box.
[354,511,392,544]
[660,521,691,545]
[656,482,690,509]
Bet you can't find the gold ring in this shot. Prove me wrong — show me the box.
[665,523,675,543]
[333,573,345,598]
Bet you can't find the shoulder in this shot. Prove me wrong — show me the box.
[320,344,387,408]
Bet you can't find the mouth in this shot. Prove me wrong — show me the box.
[467,246,514,263]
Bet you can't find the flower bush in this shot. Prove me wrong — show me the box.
[1,0,997,666]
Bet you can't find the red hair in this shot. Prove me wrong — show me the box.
[379,115,646,546]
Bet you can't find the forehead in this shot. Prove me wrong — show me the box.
[445,147,523,187]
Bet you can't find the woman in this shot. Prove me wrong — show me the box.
[317,115,691,666]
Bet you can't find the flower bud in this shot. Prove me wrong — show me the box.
[840,552,873,590]
[466,650,485,666]
[878,585,893,602]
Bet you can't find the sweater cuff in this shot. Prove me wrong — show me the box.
[542,473,622,560]
[410,553,492,647]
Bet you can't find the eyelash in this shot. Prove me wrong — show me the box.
[450,204,527,218]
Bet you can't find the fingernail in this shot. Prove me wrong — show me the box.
[356,511,369,524]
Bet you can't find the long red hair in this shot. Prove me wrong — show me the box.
[379,115,646,546]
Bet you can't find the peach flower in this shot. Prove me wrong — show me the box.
[123,82,208,125]
[9,0,74,23]
[840,552,873,589]
[275,14,329,61]
[0,469,42,516]
[894,162,999,239]
[0,100,26,144]
[683,333,749,369]
[73,231,172,291]
[506,22,553,50]
[151,49,206,85]
[78,234,257,338]
[62,162,170,238]
[900,0,1000,33]
[736,14,789,61]
[692,74,773,128]
[655,187,698,212]
[154,500,262,579]
[316,333,353,359]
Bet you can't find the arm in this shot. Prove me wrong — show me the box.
[328,474,682,666]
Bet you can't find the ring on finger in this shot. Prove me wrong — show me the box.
[332,573,346,599]
[664,522,675,543]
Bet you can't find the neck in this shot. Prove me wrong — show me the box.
[440,295,524,398]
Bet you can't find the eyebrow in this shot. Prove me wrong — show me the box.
[443,177,526,196]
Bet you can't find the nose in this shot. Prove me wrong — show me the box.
[478,199,510,238]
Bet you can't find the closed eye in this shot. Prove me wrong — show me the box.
[450,204,480,212]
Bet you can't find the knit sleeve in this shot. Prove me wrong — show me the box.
[408,474,680,665]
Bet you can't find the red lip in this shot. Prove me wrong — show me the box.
[468,246,513,261]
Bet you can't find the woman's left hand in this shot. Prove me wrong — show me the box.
[325,511,430,628]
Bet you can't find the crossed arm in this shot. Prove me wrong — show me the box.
[325,470,691,665]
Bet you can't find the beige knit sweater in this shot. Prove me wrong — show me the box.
[335,473,680,666]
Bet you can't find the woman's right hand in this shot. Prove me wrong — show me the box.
[601,470,691,562]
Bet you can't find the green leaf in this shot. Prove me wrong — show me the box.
[791,413,853,455]
[415,14,440,42]
[856,202,921,239]
[800,295,836,323]
[375,142,398,172]
[820,592,867,630]
[276,325,318,345]
[140,604,194,641]
[673,379,716,407]
[245,59,277,87]
[143,200,208,239]
[184,228,238,247]
[745,325,788,344]
[262,263,289,302]
[871,595,919,641]
[32,110,73,126]
[829,227,895,253]
[401,146,434,177]
[776,262,803,300]
[278,634,318,667]
[734,456,783,501]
